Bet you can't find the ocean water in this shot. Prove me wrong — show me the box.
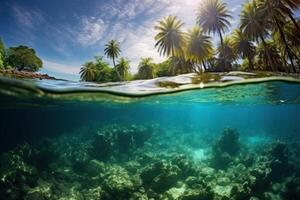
[0,78,300,200]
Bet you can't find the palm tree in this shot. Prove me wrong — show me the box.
[116,58,130,81]
[137,58,155,79]
[169,56,194,75]
[80,62,98,82]
[231,29,256,70]
[216,37,235,71]
[186,27,213,72]
[240,1,275,71]
[258,0,298,72]
[256,40,284,71]
[196,0,232,70]
[154,15,186,57]
[273,0,300,32]
[104,40,122,80]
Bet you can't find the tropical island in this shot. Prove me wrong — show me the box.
[0,0,299,84]
[77,0,300,83]
[1,1,300,200]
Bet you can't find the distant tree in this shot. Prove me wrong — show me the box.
[7,45,43,72]
[155,60,172,77]
[186,27,213,72]
[116,58,130,81]
[169,56,193,75]
[94,56,113,83]
[216,37,235,71]
[230,29,256,70]
[80,62,98,82]
[104,40,122,80]
[137,58,156,79]
[0,37,5,69]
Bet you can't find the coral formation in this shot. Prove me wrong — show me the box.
[0,124,299,200]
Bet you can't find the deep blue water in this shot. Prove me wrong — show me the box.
[1,79,300,200]
[0,80,299,151]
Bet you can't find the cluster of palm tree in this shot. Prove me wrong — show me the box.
[80,40,131,82]
[154,0,300,74]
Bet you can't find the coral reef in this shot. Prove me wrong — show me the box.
[0,124,299,200]
[210,128,241,169]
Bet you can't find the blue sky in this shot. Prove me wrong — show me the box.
[0,0,245,80]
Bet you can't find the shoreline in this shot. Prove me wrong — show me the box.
[1,71,300,100]
[0,69,56,80]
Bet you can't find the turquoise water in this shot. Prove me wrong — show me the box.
[0,79,300,199]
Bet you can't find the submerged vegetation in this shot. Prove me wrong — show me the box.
[1,123,300,200]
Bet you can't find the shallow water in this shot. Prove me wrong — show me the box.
[0,78,300,200]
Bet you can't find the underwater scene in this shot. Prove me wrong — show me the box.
[0,79,300,200]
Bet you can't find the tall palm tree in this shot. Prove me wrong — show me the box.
[154,15,186,57]
[216,37,235,71]
[186,27,213,72]
[80,62,98,82]
[240,1,275,71]
[274,0,300,32]
[196,0,232,70]
[258,0,298,72]
[116,58,130,81]
[169,56,194,75]
[104,40,122,80]
[256,40,284,71]
[137,58,155,79]
[231,29,256,70]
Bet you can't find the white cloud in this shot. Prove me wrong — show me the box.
[12,4,45,30]
[77,17,107,46]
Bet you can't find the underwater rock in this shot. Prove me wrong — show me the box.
[86,159,106,177]
[266,141,290,182]
[210,150,233,170]
[281,177,300,200]
[140,161,181,193]
[246,163,272,196]
[30,139,58,172]
[90,133,113,161]
[162,186,186,200]
[171,154,197,179]
[131,125,153,148]
[210,128,241,169]
[82,186,102,200]
[101,165,136,200]
[216,128,240,156]
[0,150,38,200]
[116,129,134,154]
[129,190,149,200]
[179,186,214,200]
[230,184,251,200]
[24,180,52,200]
[116,124,153,154]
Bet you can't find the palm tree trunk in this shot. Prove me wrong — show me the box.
[202,61,207,72]
[288,12,300,33]
[217,29,228,71]
[274,16,297,73]
[247,57,254,71]
[258,34,272,71]
[113,57,122,81]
